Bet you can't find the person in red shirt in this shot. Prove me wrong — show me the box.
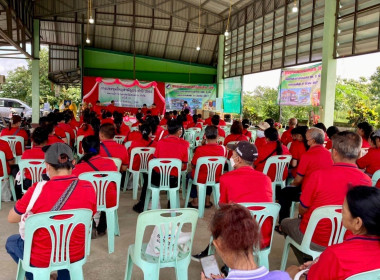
[184,108,193,123]
[0,138,15,178]
[242,119,252,139]
[150,103,159,116]
[131,112,144,128]
[278,127,333,228]
[280,118,297,146]
[101,111,114,125]
[224,120,249,158]
[281,131,372,264]
[72,135,117,236]
[106,100,116,113]
[45,113,68,145]
[65,109,79,130]
[254,127,290,182]
[146,116,166,141]
[6,142,96,280]
[287,187,380,280]
[0,115,29,155]
[289,126,309,178]
[58,112,75,147]
[314,122,329,142]
[357,121,373,148]
[254,121,270,148]
[218,116,226,126]
[93,100,102,117]
[99,123,129,172]
[18,127,48,198]
[209,115,225,138]
[187,126,226,208]
[325,125,339,150]
[114,112,130,141]
[141,104,148,116]
[357,129,380,177]
[77,112,95,138]
[204,112,214,126]
[133,119,189,213]
[187,114,203,129]
[159,112,171,126]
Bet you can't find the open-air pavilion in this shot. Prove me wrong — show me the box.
[0,0,380,279]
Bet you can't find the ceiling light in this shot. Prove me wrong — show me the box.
[196,46,201,51]
[224,30,229,37]
[89,16,94,24]
[86,38,91,44]
[338,29,341,34]
[292,5,298,13]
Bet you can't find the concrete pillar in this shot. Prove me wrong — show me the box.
[319,0,337,127]
[217,35,224,99]
[31,19,40,124]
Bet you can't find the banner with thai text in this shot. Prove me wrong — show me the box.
[165,83,217,112]
[278,63,322,106]
[99,81,154,107]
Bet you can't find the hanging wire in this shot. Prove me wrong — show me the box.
[196,0,201,50]
[225,0,232,36]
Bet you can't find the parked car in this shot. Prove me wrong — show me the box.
[0,98,33,118]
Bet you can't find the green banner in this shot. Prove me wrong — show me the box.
[278,63,322,106]
[165,83,217,112]
[223,77,242,114]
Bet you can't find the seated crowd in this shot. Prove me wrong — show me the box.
[1,101,379,280]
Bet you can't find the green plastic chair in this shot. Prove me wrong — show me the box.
[123,147,156,197]
[262,155,292,201]
[180,147,191,200]
[76,135,85,159]
[78,171,122,254]
[16,209,93,280]
[217,136,224,145]
[18,159,46,194]
[124,208,198,280]
[0,135,25,164]
[143,158,182,211]
[65,132,71,146]
[372,170,380,186]
[280,205,346,270]
[114,135,126,144]
[124,141,132,150]
[185,156,226,218]
[184,130,196,147]
[0,151,16,207]
[109,157,122,172]
[346,268,380,280]
[239,203,280,269]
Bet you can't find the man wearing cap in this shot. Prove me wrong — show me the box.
[6,143,97,280]
[255,121,270,148]
[281,118,297,146]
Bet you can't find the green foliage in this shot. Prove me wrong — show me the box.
[370,66,380,99]
[347,100,378,127]
[0,48,80,107]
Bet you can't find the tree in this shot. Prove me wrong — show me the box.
[370,66,380,99]
[0,48,80,107]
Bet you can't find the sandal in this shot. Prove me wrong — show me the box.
[205,202,214,209]
[275,225,284,235]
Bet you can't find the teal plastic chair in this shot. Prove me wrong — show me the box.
[346,268,380,280]
[0,135,24,164]
[217,136,224,145]
[0,151,16,207]
[143,158,182,211]
[124,208,199,280]
[185,156,226,218]
[76,135,85,159]
[184,130,196,147]
[109,157,122,172]
[16,209,93,280]
[180,147,191,200]
[372,170,380,186]
[262,155,292,201]
[65,132,71,146]
[18,159,45,194]
[124,141,132,150]
[123,147,155,197]
[280,205,346,270]
[114,135,126,144]
[239,203,280,269]
[78,171,122,254]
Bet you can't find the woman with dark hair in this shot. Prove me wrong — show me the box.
[357,129,380,178]
[78,109,95,137]
[287,186,380,280]
[357,121,373,148]
[72,135,118,237]
[114,111,130,141]
[1,115,29,154]
[254,127,290,182]
[132,112,144,127]
[242,119,252,139]
[188,114,202,129]
[101,111,114,125]
[314,122,328,142]
[159,112,171,126]
[201,204,290,280]
[289,126,309,178]
[325,126,339,150]
[264,118,275,128]
[224,121,249,158]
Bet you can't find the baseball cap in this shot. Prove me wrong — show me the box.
[373,129,380,138]
[256,121,270,130]
[227,141,258,162]
[43,143,74,167]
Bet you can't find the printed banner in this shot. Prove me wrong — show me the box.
[165,83,217,112]
[278,63,322,106]
[99,82,154,108]
[223,76,242,114]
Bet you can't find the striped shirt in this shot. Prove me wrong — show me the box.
[226,267,291,280]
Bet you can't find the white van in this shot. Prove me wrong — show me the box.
[0,98,33,118]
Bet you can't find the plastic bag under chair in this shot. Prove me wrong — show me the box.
[146,223,191,257]
[1,178,12,202]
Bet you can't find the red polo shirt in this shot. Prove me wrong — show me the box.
[223,134,249,158]
[159,118,168,126]
[128,138,157,170]
[101,118,114,125]
[325,139,332,150]
[93,105,102,116]
[280,128,293,146]
[77,124,95,137]
[219,166,273,249]
[204,117,212,126]
[219,119,226,126]
[0,127,28,155]
[254,141,290,181]
[151,108,159,116]
[242,129,252,139]
[217,127,226,138]
[186,115,193,123]
[107,104,116,113]
[127,131,143,142]
[21,146,45,180]
[361,137,370,148]
[153,135,189,176]
[68,119,80,129]
[297,145,333,188]
[47,135,64,145]
[289,140,307,178]
[54,125,67,140]
[14,175,96,268]
[0,139,14,176]
[356,147,380,175]
[188,122,202,129]
[254,137,267,148]
[307,235,380,280]
[191,144,226,184]
[72,155,117,207]
[154,126,166,141]
[300,163,372,246]
[58,123,75,146]
[99,139,129,166]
